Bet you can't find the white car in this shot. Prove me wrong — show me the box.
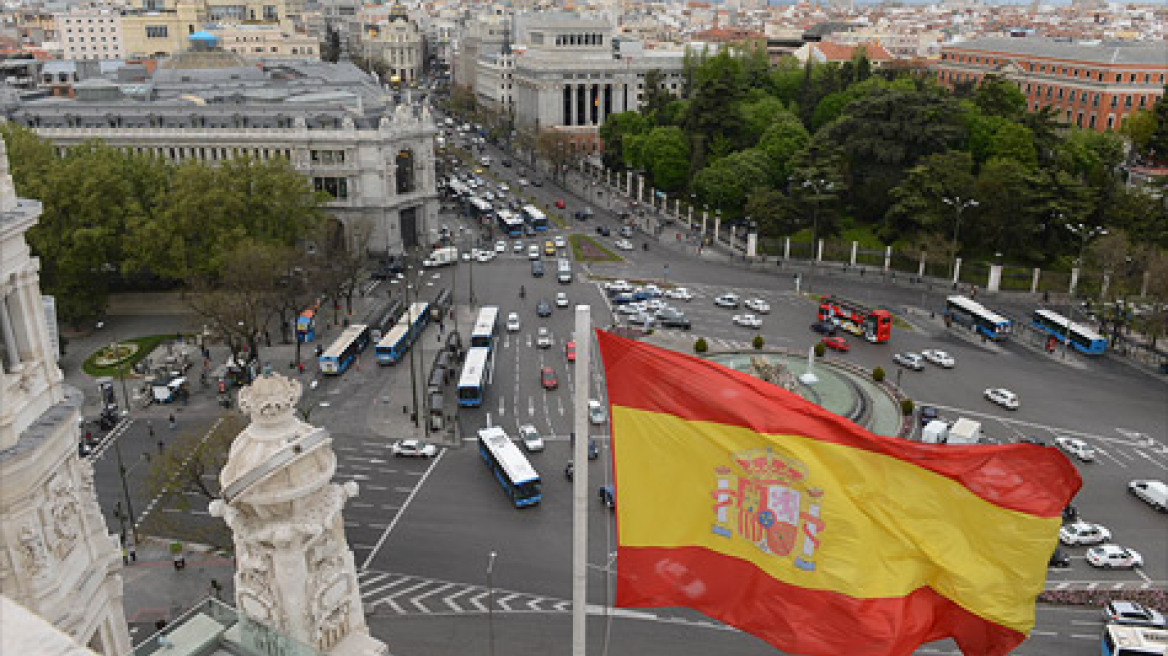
[513,241,525,253]
[476,249,495,263]
[639,284,663,298]
[616,303,642,316]
[498,183,510,192]
[605,279,633,293]
[921,349,956,368]
[644,299,667,312]
[518,177,529,187]
[744,298,770,314]
[528,245,541,260]
[554,235,566,248]
[1086,545,1143,569]
[714,293,741,308]
[665,287,693,301]
[984,388,1019,410]
[506,312,521,332]
[893,352,925,371]
[1128,479,1168,512]
[1055,436,1095,462]
[588,399,607,424]
[555,292,569,307]
[391,439,438,458]
[517,424,544,452]
[495,240,506,253]
[614,239,634,251]
[1059,521,1112,545]
[536,327,553,348]
[733,314,763,329]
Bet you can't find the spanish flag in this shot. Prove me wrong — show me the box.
[597,331,1080,656]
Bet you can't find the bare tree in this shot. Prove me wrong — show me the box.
[536,129,577,184]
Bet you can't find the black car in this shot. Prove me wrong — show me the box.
[537,300,552,317]
[501,160,512,167]
[810,321,838,336]
[657,311,691,330]
[596,225,611,236]
[1062,504,1079,523]
[919,405,940,426]
[531,179,543,187]
[1048,548,1071,569]
[531,260,544,277]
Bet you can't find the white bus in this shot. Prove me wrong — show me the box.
[477,426,542,507]
[470,306,500,350]
[521,205,549,231]
[457,347,491,407]
[1103,625,1168,656]
[319,324,371,375]
[944,295,1012,341]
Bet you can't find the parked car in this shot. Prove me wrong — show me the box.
[1086,545,1143,569]
[627,312,656,328]
[921,349,956,368]
[596,225,611,236]
[536,327,553,348]
[984,387,1020,410]
[506,312,521,332]
[391,439,438,458]
[1102,601,1168,629]
[588,399,606,424]
[744,298,770,314]
[1059,521,1112,545]
[540,366,559,390]
[1128,479,1168,511]
[1055,436,1095,462]
[657,310,691,330]
[518,424,544,452]
[605,279,633,294]
[822,336,850,352]
[714,293,741,309]
[733,314,763,329]
[537,300,552,317]
[665,287,693,301]
[893,352,925,371]
[611,292,636,305]
[810,321,837,336]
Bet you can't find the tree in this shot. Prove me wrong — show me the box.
[641,69,675,125]
[972,74,1027,119]
[786,142,847,241]
[186,238,280,369]
[639,127,690,191]
[752,334,765,350]
[987,122,1038,169]
[745,187,792,237]
[684,50,748,172]
[692,149,771,215]
[757,114,810,185]
[972,158,1036,261]
[1119,109,1157,159]
[739,96,791,146]
[598,111,650,170]
[536,130,576,183]
[1149,85,1168,162]
[885,150,976,243]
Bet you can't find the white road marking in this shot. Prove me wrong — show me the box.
[360,449,446,570]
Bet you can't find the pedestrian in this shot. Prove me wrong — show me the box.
[157,440,165,454]
[154,619,167,632]
[209,579,223,601]
[147,421,154,438]
[168,415,176,430]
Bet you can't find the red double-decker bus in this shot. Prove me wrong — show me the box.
[817,296,892,343]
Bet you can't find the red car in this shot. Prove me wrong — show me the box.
[565,341,577,362]
[554,199,566,209]
[822,336,850,352]
[541,366,558,390]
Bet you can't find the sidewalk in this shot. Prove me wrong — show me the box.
[119,536,235,637]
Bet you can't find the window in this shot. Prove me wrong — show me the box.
[313,177,349,199]
[1106,115,1114,129]
[1111,96,1118,108]
[311,149,345,164]
[146,25,168,38]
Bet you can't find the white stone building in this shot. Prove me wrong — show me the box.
[54,7,125,61]
[356,3,425,84]
[0,138,131,656]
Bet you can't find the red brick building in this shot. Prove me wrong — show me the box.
[934,37,1166,132]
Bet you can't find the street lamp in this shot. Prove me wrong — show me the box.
[1065,222,1107,268]
[942,196,978,281]
[801,178,833,247]
[486,550,497,656]
[404,252,421,429]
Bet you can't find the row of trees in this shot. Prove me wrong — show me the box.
[595,47,1168,271]
[1,125,369,364]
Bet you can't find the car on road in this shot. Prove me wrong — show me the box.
[540,366,559,390]
[984,387,1019,410]
[536,327,553,348]
[537,300,552,317]
[919,405,941,426]
[544,240,557,256]
[1103,601,1168,629]
[476,249,495,263]
[498,182,510,191]
[588,399,606,424]
[744,298,770,314]
[656,310,691,330]
[1059,521,1112,545]
[619,225,634,238]
[1128,479,1168,511]
[810,320,838,336]
[822,336,850,352]
[518,177,529,187]
[555,292,569,307]
[513,241,525,253]
[596,225,611,236]
[921,349,956,368]
[1055,436,1095,462]
[893,352,925,371]
[518,424,544,452]
[665,287,693,301]
[531,260,544,277]
[553,235,567,248]
[506,312,521,332]
[598,485,615,509]
[501,160,512,168]
[555,199,566,208]
[391,439,438,458]
[714,293,741,308]
[1048,548,1071,569]
[495,240,506,253]
[565,341,576,362]
[733,314,763,329]
[1086,545,1143,569]
[614,239,634,251]
[528,245,541,260]
[531,179,543,187]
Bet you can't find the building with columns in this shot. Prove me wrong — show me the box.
[0,137,131,655]
[354,2,425,85]
[1,34,439,257]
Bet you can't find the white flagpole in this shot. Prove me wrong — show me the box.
[572,304,591,656]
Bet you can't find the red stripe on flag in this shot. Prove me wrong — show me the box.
[617,545,1026,656]
[596,330,1080,518]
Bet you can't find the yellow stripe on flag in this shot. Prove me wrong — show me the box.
[613,406,1059,635]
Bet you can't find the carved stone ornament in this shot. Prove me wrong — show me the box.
[47,474,81,559]
[237,374,301,428]
[17,523,49,577]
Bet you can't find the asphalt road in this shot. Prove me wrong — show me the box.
[85,131,1167,655]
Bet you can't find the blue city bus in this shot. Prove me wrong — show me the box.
[457,347,491,407]
[477,426,542,507]
[468,196,494,222]
[521,205,549,231]
[944,296,1012,341]
[470,306,500,350]
[496,210,525,238]
[1031,308,1107,355]
[374,301,431,364]
[319,324,371,375]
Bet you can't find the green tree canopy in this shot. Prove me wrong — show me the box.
[884,150,976,243]
[972,74,1028,119]
[987,122,1038,169]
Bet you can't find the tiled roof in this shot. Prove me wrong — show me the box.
[945,37,1168,67]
